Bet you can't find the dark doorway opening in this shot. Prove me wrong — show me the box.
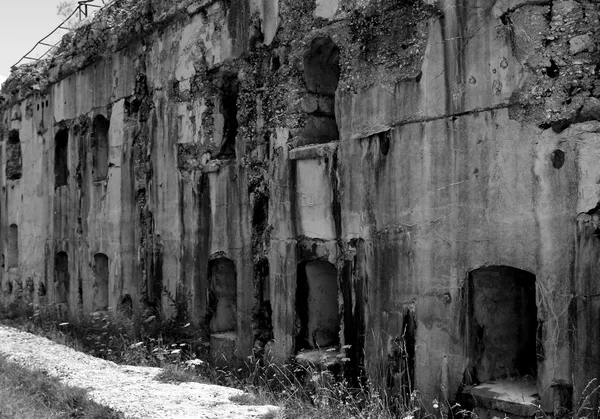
[466,266,538,383]
[296,260,340,350]
[461,267,541,417]
[215,73,239,159]
[119,294,134,318]
[55,129,69,187]
[303,37,340,96]
[207,258,237,334]
[6,130,22,181]
[92,115,110,182]
[93,253,109,310]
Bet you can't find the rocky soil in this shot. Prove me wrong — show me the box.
[0,325,279,419]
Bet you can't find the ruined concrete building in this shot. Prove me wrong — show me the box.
[1,0,600,415]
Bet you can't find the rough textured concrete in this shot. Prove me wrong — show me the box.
[1,0,600,415]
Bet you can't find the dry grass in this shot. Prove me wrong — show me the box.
[4,302,599,419]
[0,303,418,419]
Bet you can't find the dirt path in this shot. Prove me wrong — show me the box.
[0,325,279,419]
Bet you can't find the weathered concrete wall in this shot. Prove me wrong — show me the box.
[2,0,600,412]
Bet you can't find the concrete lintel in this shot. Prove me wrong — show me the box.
[289,142,338,160]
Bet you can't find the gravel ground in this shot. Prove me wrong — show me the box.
[0,325,280,419]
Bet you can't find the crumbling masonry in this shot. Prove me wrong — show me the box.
[2,0,600,415]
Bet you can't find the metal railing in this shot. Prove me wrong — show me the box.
[11,0,111,70]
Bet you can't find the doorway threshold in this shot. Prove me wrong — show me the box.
[462,378,540,418]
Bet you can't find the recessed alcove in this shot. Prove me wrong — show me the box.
[214,73,239,159]
[92,115,110,182]
[55,129,69,187]
[207,257,238,365]
[6,130,22,181]
[55,252,69,304]
[207,257,237,334]
[296,260,339,350]
[8,224,18,269]
[462,266,540,417]
[93,253,109,310]
[551,149,565,169]
[119,294,133,317]
[303,37,340,96]
[297,117,339,146]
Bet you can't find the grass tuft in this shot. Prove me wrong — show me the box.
[229,392,263,405]
[154,364,209,385]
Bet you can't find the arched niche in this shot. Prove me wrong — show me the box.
[93,253,109,310]
[296,260,340,350]
[303,37,340,96]
[299,37,341,146]
[207,257,237,334]
[92,115,110,182]
[55,129,69,187]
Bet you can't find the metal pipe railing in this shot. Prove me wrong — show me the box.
[11,0,111,70]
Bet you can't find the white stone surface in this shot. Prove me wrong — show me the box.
[0,325,279,419]
[315,0,338,19]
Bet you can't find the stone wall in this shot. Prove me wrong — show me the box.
[1,0,600,412]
